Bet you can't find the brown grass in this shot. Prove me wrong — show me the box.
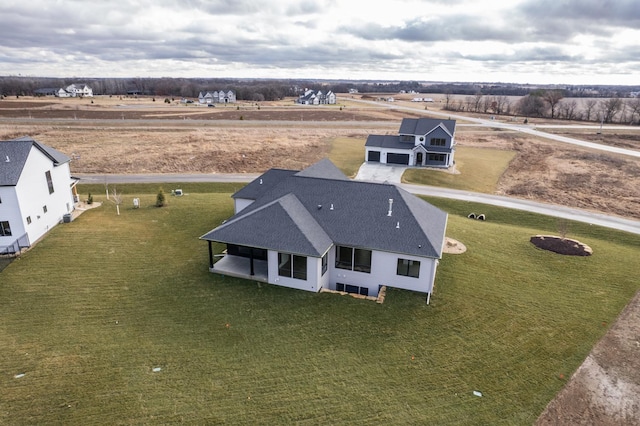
[2,96,640,219]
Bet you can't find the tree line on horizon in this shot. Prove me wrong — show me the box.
[441,89,640,124]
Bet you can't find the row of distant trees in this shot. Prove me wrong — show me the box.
[0,76,301,101]
[443,90,640,124]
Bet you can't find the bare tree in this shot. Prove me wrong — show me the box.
[626,97,640,125]
[583,99,597,121]
[542,90,564,119]
[111,187,123,215]
[473,92,484,112]
[599,97,623,123]
[559,99,578,120]
[443,91,453,110]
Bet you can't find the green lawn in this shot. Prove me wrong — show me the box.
[1,186,638,424]
[403,146,516,192]
[329,136,366,177]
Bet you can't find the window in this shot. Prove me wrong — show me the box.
[335,246,371,273]
[321,253,328,275]
[278,252,307,280]
[430,138,446,146]
[45,170,54,194]
[428,154,446,162]
[26,216,32,225]
[397,258,421,278]
[0,221,11,236]
[43,205,48,213]
[336,283,369,296]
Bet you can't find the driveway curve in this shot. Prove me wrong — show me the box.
[76,171,640,236]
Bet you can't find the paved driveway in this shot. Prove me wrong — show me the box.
[354,162,407,183]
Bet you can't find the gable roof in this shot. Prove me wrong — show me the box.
[203,159,448,259]
[398,118,456,137]
[0,137,70,186]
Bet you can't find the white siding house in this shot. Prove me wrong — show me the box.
[0,137,76,254]
[201,159,448,303]
[366,118,457,168]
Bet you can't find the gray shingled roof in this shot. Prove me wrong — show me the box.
[0,137,70,186]
[398,118,456,136]
[202,160,448,259]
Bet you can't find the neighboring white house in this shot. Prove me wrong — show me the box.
[0,137,77,254]
[296,89,336,105]
[365,118,456,168]
[55,84,93,98]
[201,159,448,303]
[198,90,236,104]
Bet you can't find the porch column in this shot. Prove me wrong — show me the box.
[208,241,214,269]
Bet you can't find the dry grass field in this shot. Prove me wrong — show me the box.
[2,94,638,219]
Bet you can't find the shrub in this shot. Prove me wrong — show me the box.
[156,188,166,207]
[87,193,93,205]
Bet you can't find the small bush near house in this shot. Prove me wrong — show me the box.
[87,193,93,205]
[156,188,166,207]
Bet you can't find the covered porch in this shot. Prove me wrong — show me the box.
[210,254,269,282]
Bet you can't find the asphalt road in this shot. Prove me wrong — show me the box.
[75,171,640,235]
[344,97,640,159]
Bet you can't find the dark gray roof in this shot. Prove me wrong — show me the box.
[294,158,348,180]
[398,118,456,136]
[202,160,448,259]
[232,168,297,200]
[0,137,70,186]
[365,134,405,149]
[203,193,333,257]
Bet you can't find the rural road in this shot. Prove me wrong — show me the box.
[75,170,640,236]
[343,97,640,159]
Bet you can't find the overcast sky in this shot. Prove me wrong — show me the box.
[1,0,638,85]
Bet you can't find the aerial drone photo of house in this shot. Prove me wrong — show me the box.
[201,159,448,303]
[0,137,77,255]
[365,118,456,168]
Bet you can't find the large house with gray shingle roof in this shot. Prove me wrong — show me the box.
[0,137,77,254]
[365,118,456,168]
[201,159,448,302]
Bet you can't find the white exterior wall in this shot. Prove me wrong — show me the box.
[14,147,74,245]
[0,187,24,247]
[327,248,437,297]
[267,250,321,293]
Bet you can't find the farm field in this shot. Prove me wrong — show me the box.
[1,187,638,424]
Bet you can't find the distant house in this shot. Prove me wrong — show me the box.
[365,118,456,168]
[0,137,78,254]
[201,159,448,303]
[198,90,236,104]
[296,89,336,105]
[55,84,93,98]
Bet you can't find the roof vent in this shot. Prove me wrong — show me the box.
[5,156,9,162]
[387,198,394,216]
[330,203,334,210]
[396,221,400,229]
[259,178,263,185]
[317,204,322,210]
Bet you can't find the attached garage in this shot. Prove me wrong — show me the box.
[386,153,410,165]
[367,150,381,162]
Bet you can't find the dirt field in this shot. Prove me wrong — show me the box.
[2,95,640,423]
